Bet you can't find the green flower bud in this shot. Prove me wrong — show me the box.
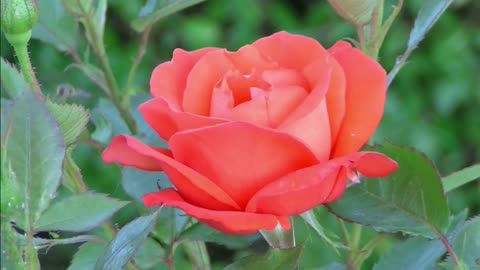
[327,0,380,26]
[1,0,39,35]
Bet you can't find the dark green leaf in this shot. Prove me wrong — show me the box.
[373,209,468,270]
[179,222,258,249]
[442,164,480,192]
[131,0,207,32]
[34,193,128,232]
[328,142,450,238]
[133,237,165,269]
[152,207,188,244]
[95,210,160,270]
[223,244,304,270]
[0,221,24,270]
[2,91,65,230]
[32,0,78,52]
[46,100,90,145]
[0,58,28,98]
[68,242,106,270]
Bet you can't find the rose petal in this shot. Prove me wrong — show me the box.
[303,56,346,145]
[169,122,318,209]
[252,31,329,70]
[226,45,277,73]
[245,152,398,216]
[101,136,170,171]
[139,97,227,140]
[183,50,235,115]
[150,48,220,110]
[217,86,308,127]
[262,69,309,89]
[328,41,387,157]
[103,135,240,211]
[278,67,332,161]
[143,189,291,235]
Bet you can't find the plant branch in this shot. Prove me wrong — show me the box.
[124,24,152,107]
[81,17,138,134]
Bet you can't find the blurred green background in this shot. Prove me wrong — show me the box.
[1,0,479,269]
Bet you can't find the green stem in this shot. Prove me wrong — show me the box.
[82,18,138,134]
[183,241,211,270]
[124,25,152,107]
[370,0,404,60]
[8,34,43,98]
[442,164,480,192]
[352,234,385,267]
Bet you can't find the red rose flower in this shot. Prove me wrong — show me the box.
[103,31,397,234]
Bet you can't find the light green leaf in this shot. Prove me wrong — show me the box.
[0,58,29,98]
[133,237,165,269]
[223,244,304,270]
[407,0,453,50]
[387,0,453,86]
[442,164,480,192]
[95,210,160,270]
[0,222,24,270]
[300,210,344,252]
[68,242,106,270]
[2,91,65,230]
[446,217,480,269]
[178,222,258,250]
[373,209,468,270]
[328,142,450,238]
[32,0,78,52]
[131,0,207,32]
[34,193,128,232]
[95,0,108,39]
[46,100,90,145]
[62,148,87,193]
[67,63,108,94]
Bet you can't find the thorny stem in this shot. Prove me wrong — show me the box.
[124,24,153,107]
[14,44,43,99]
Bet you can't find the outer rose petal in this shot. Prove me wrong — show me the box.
[245,152,398,216]
[150,48,220,110]
[252,31,329,70]
[143,189,291,235]
[169,122,318,209]
[329,41,387,157]
[100,136,170,171]
[103,135,240,211]
[139,98,227,140]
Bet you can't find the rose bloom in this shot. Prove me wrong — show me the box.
[103,32,397,234]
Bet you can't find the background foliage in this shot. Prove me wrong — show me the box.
[1,0,479,269]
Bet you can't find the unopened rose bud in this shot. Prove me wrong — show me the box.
[327,0,380,26]
[1,0,39,35]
